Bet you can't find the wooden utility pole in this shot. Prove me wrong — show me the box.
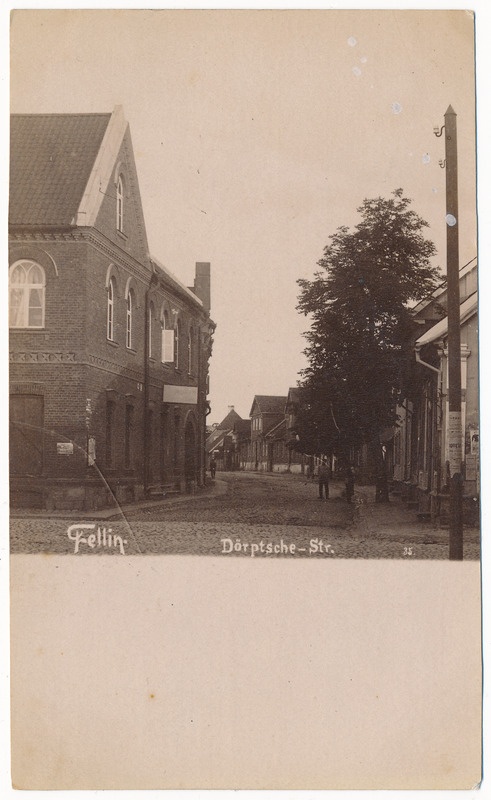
[444,105,464,560]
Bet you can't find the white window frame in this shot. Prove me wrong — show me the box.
[188,326,193,375]
[174,317,181,370]
[161,310,174,363]
[148,302,154,359]
[107,277,115,341]
[117,176,124,232]
[9,260,46,329]
[126,289,134,349]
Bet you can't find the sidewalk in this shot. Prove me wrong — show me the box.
[352,483,480,545]
[9,478,229,521]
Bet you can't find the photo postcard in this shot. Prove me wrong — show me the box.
[6,6,483,791]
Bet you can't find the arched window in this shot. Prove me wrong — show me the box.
[174,317,181,369]
[116,176,124,232]
[126,289,134,349]
[9,260,45,329]
[161,309,174,363]
[107,277,115,340]
[188,326,194,375]
[148,302,155,359]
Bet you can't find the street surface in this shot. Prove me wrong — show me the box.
[10,471,480,559]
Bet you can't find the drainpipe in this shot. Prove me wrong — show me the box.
[143,271,159,496]
[414,344,441,375]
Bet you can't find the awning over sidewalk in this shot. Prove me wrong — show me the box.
[415,291,477,348]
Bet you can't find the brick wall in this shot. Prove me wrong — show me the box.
[9,129,212,509]
[93,128,149,266]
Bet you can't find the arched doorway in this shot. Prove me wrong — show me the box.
[184,416,197,493]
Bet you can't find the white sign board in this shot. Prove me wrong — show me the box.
[57,442,74,455]
[163,385,198,405]
[88,437,96,466]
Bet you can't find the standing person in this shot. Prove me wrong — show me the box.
[345,465,355,503]
[318,459,330,500]
[209,457,217,479]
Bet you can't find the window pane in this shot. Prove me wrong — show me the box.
[9,288,25,327]
[162,329,174,362]
[29,306,43,327]
[107,280,114,339]
[9,262,45,328]
[30,287,43,307]
[126,293,132,348]
[28,288,43,327]
[11,265,27,284]
[28,264,44,284]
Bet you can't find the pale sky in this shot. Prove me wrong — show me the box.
[9,8,478,423]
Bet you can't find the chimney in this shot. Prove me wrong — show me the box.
[193,262,211,313]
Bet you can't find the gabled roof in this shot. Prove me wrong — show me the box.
[415,291,478,348]
[411,257,477,317]
[286,386,307,407]
[205,427,228,452]
[250,395,288,417]
[150,256,203,309]
[265,418,287,440]
[10,112,112,227]
[217,408,242,430]
[233,419,251,436]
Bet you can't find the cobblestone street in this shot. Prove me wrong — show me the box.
[10,471,480,559]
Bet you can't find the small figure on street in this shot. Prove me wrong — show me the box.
[209,457,217,479]
[318,459,330,500]
[345,465,355,503]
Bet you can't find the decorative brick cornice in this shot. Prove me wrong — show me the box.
[85,230,152,283]
[9,229,151,284]
[10,351,77,364]
[9,230,86,242]
[9,349,144,384]
[88,353,143,382]
[9,231,213,320]
[10,382,45,395]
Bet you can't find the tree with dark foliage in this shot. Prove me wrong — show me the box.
[296,190,440,501]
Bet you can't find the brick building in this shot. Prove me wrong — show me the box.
[205,407,242,472]
[241,395,287,471]
[9,106,214,510]
[283,387,308,474]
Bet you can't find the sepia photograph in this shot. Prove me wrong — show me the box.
[5,5,484,792]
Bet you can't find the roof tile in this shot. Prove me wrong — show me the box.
[10,113,111,227]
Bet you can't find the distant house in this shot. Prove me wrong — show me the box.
[232,418,252,470]
[205,407,243,471]
[264,416,289,472]
[234,391,311,473]
[284,387,309,474]
[240,395,287,471]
